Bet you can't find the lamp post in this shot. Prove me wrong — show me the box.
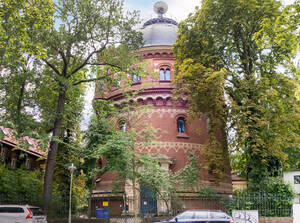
[68,163,76,223]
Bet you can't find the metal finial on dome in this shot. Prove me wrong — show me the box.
[154,1,168,18]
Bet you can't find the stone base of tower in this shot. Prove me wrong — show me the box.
[92,179,232,216]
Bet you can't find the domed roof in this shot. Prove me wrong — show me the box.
[141,2,178,47]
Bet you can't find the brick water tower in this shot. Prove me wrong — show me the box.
[93,1,232,215]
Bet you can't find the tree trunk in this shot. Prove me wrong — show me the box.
[16,81,25,133]
[43,87,66,212]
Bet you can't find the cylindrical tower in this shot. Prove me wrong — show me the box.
[93,1,232,215]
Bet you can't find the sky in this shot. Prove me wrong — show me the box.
[124,0,201,23]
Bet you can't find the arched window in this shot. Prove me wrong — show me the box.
[177,118,185,133]
[160,69,165,81]
[159,68,171,81]
[165,69,171,81]
[120,120,126,132]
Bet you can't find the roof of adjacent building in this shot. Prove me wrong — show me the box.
[0,126,47,158]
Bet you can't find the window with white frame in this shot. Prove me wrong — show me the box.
[160,68,171,81]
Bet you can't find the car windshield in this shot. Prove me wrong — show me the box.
[194,212,208,219]
[176,211,194,219]
[29,208,45,216]
[0,207,24,213]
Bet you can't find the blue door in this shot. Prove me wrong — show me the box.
[140,186,157,215]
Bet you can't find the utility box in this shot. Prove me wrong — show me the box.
[95,208,109,219]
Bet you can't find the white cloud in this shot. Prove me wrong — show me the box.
[167,0,201,21]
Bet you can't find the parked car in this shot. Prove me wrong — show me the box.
[0,205,47,223]
[159,210,234,223]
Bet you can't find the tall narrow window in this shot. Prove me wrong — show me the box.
[120,121,126,132]
[160,69,165,81]
[99,80,104,89]
[166,69,171,81]
[177,118,185,133]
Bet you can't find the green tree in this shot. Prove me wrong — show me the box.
[0,0,54,60]
[0,0,54,134]
[138,152,203,214]
[0,165,43,204]
[173,0,300,190]
[83,99,204,218]
[256,0,300,171]
[81,112,113,217]
[83,101,157,222]
[0,57,43,133]
[36,0,144,211]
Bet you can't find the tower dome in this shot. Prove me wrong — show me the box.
[141,1,178,47]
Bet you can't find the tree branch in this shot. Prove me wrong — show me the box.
[70,45,107,76]
[42,59,61,76]
[70,4,113,76]
[59,50,68,76]
[73,73,113,86]
[87,62,123,70]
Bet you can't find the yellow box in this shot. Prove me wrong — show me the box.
[103,201,109,207]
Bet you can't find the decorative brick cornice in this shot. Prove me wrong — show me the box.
[136,141,203,154]
[138,46,174,59]
[148,108,187,118]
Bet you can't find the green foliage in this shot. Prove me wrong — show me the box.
[81,115,113,189]
[0,0,153,213]
[173,0,300,187]
[173,57,229,183]
[249,177,295,197]
[39,0,144,207]
[84,100,204,215]
[177,153,203,189]
[221,178,295,217]
[0,0,54,60]
[198,187,217,199]
[0,165,43,202]
[0,0,54,134]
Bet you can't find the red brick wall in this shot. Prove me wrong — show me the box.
[94,45,232,193]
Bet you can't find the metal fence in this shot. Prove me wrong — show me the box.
[0,192,293,220]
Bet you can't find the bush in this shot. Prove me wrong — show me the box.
[221,177,295,217]
[0,165,43,205]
